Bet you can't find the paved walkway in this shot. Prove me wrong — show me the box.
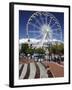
[45,62,64,77]
[19,61,64,79]
[50,62,64,77]
[29,63,36,79]
[37,62,48,78]
[19,64,28,79]
[19,64,22,70]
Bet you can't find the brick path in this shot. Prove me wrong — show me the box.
[19,60,64,79]
[43,61,64,77]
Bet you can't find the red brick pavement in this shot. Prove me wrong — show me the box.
[43,61,64,77]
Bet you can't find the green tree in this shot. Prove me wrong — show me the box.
[58,43,64,55]
[35,48,45,54]
[26,48,34,55]
[51,43,64,55]
[20,43,29,56]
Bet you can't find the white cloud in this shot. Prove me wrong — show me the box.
[19,38,63,44]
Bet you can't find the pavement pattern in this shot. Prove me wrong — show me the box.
[19,62,53,79]
[19,62,64,79]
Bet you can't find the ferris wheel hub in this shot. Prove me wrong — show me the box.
[41,24,51,34]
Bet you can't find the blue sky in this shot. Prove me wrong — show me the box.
[19,10,64,41]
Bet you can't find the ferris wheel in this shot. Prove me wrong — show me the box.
[26,12,62,48]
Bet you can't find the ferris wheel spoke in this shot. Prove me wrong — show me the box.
[32,15,43,27]
[50,22,57,28]
[28,30,41,33]
[35,18,42,26]
[29,23,41,30]
[39,13,44,25]
[52,28,61,32]
[53,32,59,35]
[45,15,48,25]
[48,17,53,26]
